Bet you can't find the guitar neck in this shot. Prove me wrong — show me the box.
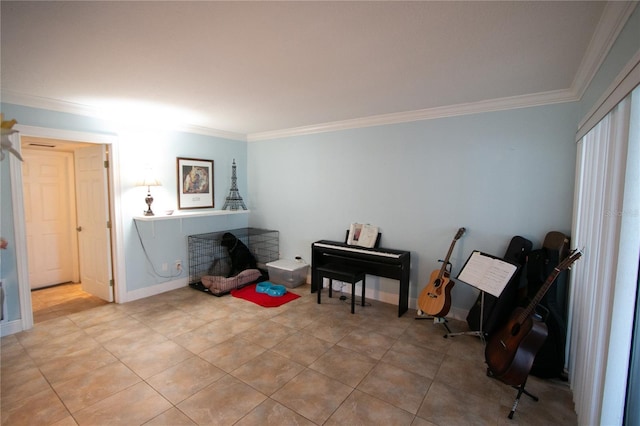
[516,249,581,324]
[518,268,561,323]
[437,228,465,280]
[437,241,457,279]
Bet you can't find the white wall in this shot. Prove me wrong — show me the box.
[248,103,579,318]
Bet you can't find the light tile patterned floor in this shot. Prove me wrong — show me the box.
[1,284,577,425]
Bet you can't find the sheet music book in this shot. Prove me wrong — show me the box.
[347,223,379,248]
[457,250,518,297]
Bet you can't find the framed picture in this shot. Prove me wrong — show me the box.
[177,157,214,209]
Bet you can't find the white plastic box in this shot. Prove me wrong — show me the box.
[266,259,309,288]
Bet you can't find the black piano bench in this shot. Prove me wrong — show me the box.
[316,263,366,314]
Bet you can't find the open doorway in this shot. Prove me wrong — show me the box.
[21,137,113,323]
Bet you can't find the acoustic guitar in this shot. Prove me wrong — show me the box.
[485,249,582,386]
[417,227,466,317]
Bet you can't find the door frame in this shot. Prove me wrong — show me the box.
[11,125,125,331]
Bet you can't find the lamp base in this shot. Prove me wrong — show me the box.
[144,192,154,216]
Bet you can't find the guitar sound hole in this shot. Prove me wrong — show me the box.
[510,324,521,336]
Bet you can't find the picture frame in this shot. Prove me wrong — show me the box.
[177,157,214,209]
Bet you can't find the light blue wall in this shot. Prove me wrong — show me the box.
[247,4,640,317]
[247,103,579,314]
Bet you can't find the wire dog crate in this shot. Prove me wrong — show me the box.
[188,227,279,287]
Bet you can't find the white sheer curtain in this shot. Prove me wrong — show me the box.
[569,88,639,426]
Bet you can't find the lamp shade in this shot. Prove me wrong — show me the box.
[136,176,161,187]
[136,167,161,188]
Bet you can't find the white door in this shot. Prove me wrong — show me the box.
[75,145,114,302]
[22,150,78,289]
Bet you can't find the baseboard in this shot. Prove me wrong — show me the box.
[1,319,24,337]
[121,277,189,303]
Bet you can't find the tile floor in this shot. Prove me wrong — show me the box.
[1,283,577,425]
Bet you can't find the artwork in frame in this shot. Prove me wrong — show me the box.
[177,157,214,209]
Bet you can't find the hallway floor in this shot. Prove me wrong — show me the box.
[1,284,577,425]
[31,282,109,324]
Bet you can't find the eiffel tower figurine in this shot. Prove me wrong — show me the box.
[222,159,247,210]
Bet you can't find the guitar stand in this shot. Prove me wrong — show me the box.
[485,369,538,419]
[415,259,453,334]
[414,312,452,334]
[508,376,539,419]
[444,328,486,341]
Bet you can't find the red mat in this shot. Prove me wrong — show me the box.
[231,283,300,307]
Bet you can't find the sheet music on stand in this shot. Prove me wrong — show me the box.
[457,251,518,297]
[445,250,519,340]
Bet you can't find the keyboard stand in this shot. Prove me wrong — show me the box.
[311,240,411,317]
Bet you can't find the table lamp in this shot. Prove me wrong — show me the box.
[136,174,161,216]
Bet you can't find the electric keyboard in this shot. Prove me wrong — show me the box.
[312,242,402,258]
[311,240,411,317]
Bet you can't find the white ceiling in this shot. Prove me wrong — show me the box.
[0,1,634,140]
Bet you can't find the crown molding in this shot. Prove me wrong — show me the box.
[571,1,638,99]
[1,90,100,116]
[1,90,247,142]
[15,124,118,144]
[171,123,246,142]
[2,87,579,143]
[247,89,579,141]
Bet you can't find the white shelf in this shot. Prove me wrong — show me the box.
[133,209,249,221]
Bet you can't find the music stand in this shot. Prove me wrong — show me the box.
[445,251,518,341]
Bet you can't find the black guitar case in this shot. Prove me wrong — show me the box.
[527,231,570,379]
[466,236,532,336]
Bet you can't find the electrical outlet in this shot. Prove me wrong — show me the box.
[175,260,182,272]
